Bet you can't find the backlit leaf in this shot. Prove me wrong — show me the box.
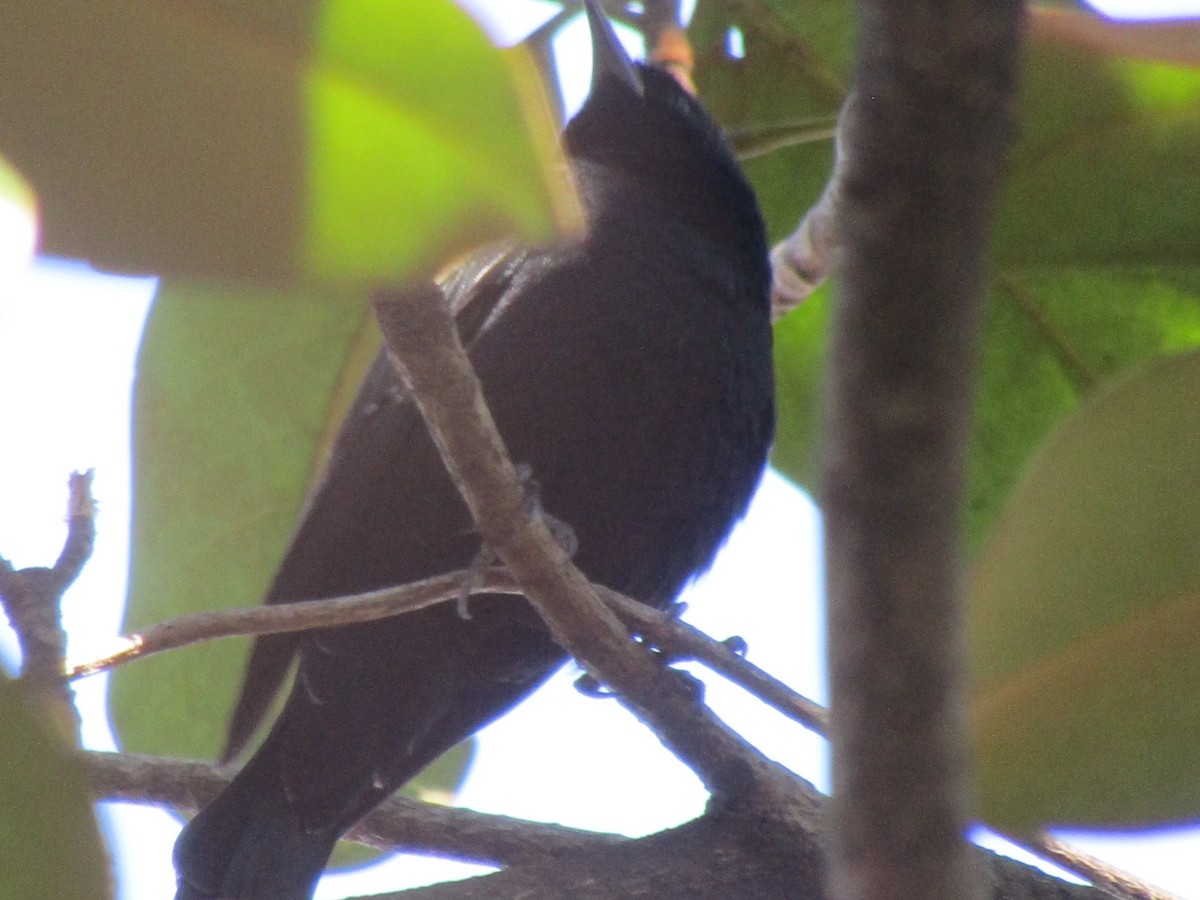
[0,0,568,285]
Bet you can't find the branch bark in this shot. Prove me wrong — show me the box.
[820,3,1024,900]
[82,751,621,868]
[362,842,1111,900]
[82,750,1110,900]
[767,99,853,319]
[66,569,521,679]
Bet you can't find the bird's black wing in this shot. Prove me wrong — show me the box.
[220,241,533,764]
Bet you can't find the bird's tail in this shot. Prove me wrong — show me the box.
[174,748,336,900]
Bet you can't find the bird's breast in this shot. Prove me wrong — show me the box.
[469,228,773,607]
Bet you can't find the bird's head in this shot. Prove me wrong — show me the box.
[563,1,764,256]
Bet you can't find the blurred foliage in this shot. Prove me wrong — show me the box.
[0,677,110,899]
[0,0,569,285]
[972,350,1200,831]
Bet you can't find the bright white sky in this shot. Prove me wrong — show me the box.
[1,1,1198,898]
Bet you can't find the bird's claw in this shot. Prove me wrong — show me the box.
[573,672,611,698]
[669,668,706,705]
[456,545,496,620]
[721,635,749,657]
[515,462,579,557]
[665,599,688,620]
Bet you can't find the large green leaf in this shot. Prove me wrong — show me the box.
[995,45,1200,268]
[112,281,375,762]
[110,281,474,864]
[771,269,1200,550]
[971,349,1200,832]
[967,268,1200,550]
[0,0,567,284]
[0,677,110,900]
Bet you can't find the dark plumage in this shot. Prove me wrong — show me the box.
[173,3,773,897]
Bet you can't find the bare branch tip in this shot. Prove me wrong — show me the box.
[67,469,97,520]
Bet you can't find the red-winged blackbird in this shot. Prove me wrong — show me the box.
[174,3,773,897]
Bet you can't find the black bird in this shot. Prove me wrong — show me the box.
[173,3,773,897]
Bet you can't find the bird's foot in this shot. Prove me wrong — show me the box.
[668,667,706,704]
[456,545,496,620]
[455,464,578,620]
[573,672,611,697]
[664,599,688,620]
[515,462,578,557]
[721,635,749,657]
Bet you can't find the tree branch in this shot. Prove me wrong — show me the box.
[66,563,828,735]
[819,2,1024,900]
[77,578,1153,897]
[82,751,620,868]
[85,749,1109,900]
[731,116,838,164]
[598,589,828,734]
[66,569,521,679]
[348,822,1110,900]
[353,815,824,900]
[768,103,849,319]
[1027,835,1181,900]
[0,469,95,737]
[371,283,818,827]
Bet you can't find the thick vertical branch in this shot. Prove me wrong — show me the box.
[821,4,1023,900]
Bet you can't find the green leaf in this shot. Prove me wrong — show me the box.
[90,0,566,827]
[770,270,1200,551]
[112,281,373,761]
[966,269,1200,551]
[995,46,1200,268]
[971,349,1200,832]
[0,0,567,284]
[0,677,110,900]
[111,281,475,856]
